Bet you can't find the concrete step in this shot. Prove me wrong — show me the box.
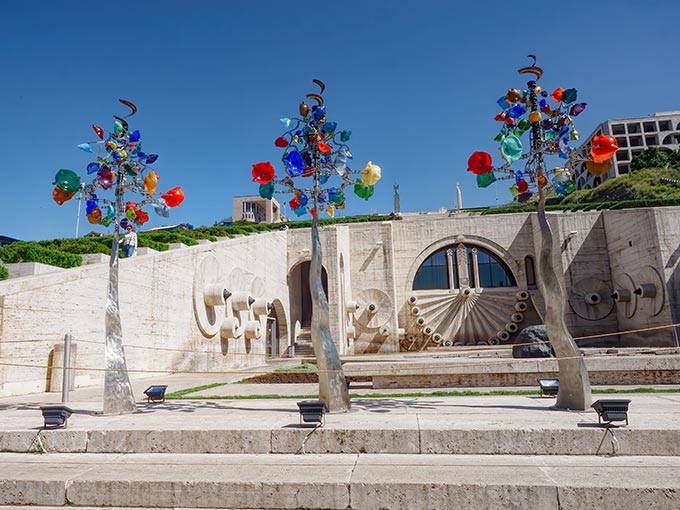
[3,423,680,456]
[293,343,315,357]
[2,394,679,456]
[344,353,680,389]
[0,452,679,509]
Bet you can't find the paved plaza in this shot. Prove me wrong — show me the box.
[1,367,680,509]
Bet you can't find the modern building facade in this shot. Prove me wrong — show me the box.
[575,111,680,190]
[232,195,285,224]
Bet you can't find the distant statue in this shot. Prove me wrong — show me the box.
[393,182,400,214]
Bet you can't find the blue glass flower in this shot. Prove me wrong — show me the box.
[507,104,525,119]
[311,105,326,123]
[284,150,305,176]
[86,195,98,214]
[497,96,511,109]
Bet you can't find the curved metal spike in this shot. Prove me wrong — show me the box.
[312,79,325,94]
[118,99,137,118]
[306,93,324,106]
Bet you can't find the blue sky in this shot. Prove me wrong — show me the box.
[2,0,679,241]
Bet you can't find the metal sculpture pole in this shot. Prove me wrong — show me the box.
[103,170,136,414]
[310,170,350,412]
[52,99,185,415]
[527,81,592,410]
[467,58,603,410]
[251,80,380,413]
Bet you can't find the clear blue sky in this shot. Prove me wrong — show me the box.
[2,0,678,241]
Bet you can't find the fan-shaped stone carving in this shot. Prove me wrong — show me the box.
[408,288,522,346]
[355,288,393,329]
[193,256,227,337]
[568,278,615,321]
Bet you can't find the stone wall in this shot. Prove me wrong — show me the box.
[0,232,290,397]
[2,206,679,397]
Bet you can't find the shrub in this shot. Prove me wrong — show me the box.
[0,242,82,268]
[38,238,112,255]
[141,231,199,246]
[0,265,8,281]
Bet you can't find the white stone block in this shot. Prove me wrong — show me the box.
[80,253,109,265]
[4,262,63,279]
[135,247,158,256]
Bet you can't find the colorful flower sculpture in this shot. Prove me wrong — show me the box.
[251,80,380,218]
[52,99,184,228]
[468,56,617,200]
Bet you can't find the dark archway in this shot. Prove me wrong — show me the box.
[289,261,328,328]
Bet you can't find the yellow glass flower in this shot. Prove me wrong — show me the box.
[361,161,382,186]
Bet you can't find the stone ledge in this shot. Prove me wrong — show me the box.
[79,253,109,265]
[344,355,680,389]
[2,427,680,456]
[135,247,158,256]
[3,262,63,279]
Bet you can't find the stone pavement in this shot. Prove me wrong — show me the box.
[2,369,680,508]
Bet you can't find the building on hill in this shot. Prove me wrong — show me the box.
[0,235,20,247]
[232,195,285,224]
[144,223,194,232]
[575,111,680,190]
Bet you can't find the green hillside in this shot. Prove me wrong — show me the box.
[561,167,680,204]
[483,164,680,215]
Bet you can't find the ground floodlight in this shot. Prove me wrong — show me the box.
[297,400,327,426]
[591,399,630,426]
[41,405,73,428]
[143,385,168,403]
[538,378,560,397]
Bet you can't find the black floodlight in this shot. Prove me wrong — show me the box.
[591,399,630,426]
[297,400,327,426]
[40,405,73,428]
[538,378,560,397]
[143,385,168,403]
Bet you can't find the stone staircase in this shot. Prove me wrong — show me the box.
[1,393,680,509]
[293,326,315,358]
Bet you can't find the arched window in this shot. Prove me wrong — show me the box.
[476,249,515,287]
[413,249,449,290]
[413,244,516,291]
[525,256,536,289]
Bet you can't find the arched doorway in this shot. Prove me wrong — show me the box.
[289,261,328,328]
[266,299,289,358]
